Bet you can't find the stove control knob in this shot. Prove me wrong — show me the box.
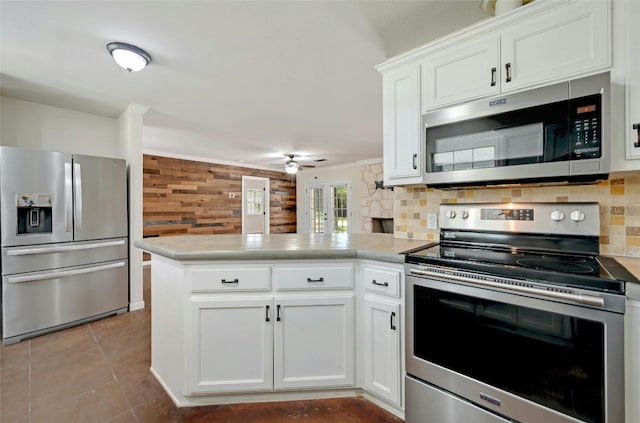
[570,210,586,222]
[460,211,469,219]
[447,210,456,219]
[550,209,565,222]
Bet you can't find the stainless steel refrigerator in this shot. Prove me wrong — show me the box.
[1,146,129,344]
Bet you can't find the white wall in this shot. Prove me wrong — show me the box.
[0,96,145,310]
[296,161,374,234]
[0,96,121,158]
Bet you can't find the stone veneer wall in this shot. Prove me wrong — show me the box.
[360,162,394,232]
[393,174,640,257]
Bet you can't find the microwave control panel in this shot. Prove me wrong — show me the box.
[570,94,601,159]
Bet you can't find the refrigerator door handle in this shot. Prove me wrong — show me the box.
[6,239,126,256]
[6,261,126,284]
[65,162,73,232]
[74,162,83,232]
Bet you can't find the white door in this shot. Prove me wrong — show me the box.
[500,0,609,93]
[363,296,401,407]
[273,295,355,389]
[382,64,422,183]
[188,298,273,393]
[626,0,640,159]
[421,36,500,111]
[306,182,351,234]
[242,176,269,234]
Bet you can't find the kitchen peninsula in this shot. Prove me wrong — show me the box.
[135,233,430,416]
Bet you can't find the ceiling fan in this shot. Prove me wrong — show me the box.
[269,154,317,174]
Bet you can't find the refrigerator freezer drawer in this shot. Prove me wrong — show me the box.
[2,259,129,341]
[2,238,128,275]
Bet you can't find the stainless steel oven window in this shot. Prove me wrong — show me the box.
[406,273,624,423]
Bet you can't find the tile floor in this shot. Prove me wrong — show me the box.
[1,267,404,423]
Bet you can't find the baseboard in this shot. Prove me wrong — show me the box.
[129,300,146,311]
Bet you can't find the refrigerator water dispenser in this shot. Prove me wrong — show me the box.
[16,193,52,234]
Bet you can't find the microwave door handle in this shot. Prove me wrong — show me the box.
[64,162,73,232]
[74,162,82,233]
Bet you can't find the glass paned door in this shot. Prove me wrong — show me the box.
[242,176,269,234]
[308,185,326,234]
[307,182,350,234]
[331,185,348,233]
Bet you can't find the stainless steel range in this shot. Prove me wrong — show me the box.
[404,202,632,423]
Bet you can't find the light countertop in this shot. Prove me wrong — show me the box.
[135,233,432,264]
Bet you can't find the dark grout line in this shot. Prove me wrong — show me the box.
[87,322,140,422]
[28,339,32,423]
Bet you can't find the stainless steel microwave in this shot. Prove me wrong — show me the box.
[423,72,610,188]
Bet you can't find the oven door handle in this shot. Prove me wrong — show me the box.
[409,268,605,308]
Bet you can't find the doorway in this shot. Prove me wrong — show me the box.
[242,176,269,234]
[306,182,351,234]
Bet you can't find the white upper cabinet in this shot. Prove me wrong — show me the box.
[421,36,501,112]
[420,0,610,112]
[624,0,640,161]
[500,0,610,93]
[382,64,423,185]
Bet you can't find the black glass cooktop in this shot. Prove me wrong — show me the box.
[406,243,629,295]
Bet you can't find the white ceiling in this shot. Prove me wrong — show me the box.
[0,1,489,171]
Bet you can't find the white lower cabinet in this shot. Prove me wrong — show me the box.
[188,297,273,394]
[274,295,355,389]
[363,296,401,407]
[186,261,356,396]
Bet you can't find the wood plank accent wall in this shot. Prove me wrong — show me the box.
[143,155,297,238]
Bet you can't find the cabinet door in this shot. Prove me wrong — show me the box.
[422,37,500,111]
[363,297,401,407]
[187,298,273,394]
[626,0,640,159]
[273,295,355,389]
[382,64,423,184]
[501,0,610,93]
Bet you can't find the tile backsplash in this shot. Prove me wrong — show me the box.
[393,174,640,257]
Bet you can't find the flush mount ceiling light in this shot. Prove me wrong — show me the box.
[106,42,151,72]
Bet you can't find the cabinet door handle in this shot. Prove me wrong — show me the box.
[307,277,324,283]
[505,63,512,83]
[390,312,396,331]
[276,304,282,322]
[372,280,389,287]
[633,123,640,148]
[412,153,418,170]
[221,278,239,284]
[265,305,271,322]
[490,67,497,87]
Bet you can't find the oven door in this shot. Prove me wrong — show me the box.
[406,271,624,423]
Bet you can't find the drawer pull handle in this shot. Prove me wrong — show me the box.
[390,312,396,331]
[633,123,640,148]
[505,62,512,83]
[372,280,389,287]
[265,305,270,322]
[276,304,282,322]
[412,153,418,170]
[307,277,324,283]
[490,67,497,87]
[221,278,239,284]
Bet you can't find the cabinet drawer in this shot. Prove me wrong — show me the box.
[191,266,270,292]
[362,266,400,297]
[273,264,353,290]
